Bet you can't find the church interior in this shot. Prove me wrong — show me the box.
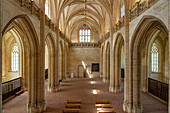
[0,0,169,113]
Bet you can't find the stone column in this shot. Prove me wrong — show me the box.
[123,0,132,112]
[109,25,116,92]
[37,0,46,112]
[63,37,66,80]
[0,0,2,112]
[106,47,110,83]
[65,46,68,78]
[103,35,107,82]
[115,50,121,92]
[168,0,170,112]
[55,28,60,91]
[100,43,103,78]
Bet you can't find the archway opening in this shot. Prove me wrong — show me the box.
[131,18,168,112]
[111,34,125,93]
[2,16,39,112]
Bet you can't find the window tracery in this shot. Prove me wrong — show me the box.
[79,24,91,43]
[45,0,50,16]
[121,0,125,18]
[11,43,19,72]
[151,43,158,72]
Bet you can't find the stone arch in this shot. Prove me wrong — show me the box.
[103,41,110,83]
[45,33,58,92]
[2,15,45,112]
[130,16,168,112]
[110,33,124,92]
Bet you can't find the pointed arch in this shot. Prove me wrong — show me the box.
[45,33,57,92]
[130,15,169,112]
[2,14,42,112]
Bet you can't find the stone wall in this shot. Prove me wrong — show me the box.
[68,47,100,78]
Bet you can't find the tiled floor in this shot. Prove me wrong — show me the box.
[2,78,168,113]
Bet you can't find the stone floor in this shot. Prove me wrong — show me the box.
[2,78,168,113]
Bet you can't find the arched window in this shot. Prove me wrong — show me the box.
[121,0,125,18]
[79,24,90,43]
[151,43,158,72]
[11,43,19,72]
[45,0,50,16]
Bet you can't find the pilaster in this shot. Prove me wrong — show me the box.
[168,0,170,112]
[0,0,2,112]
[123,0,132,112]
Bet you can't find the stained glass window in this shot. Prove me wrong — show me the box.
[151,43,158,72]
[45,0,49,16]
[11,43,19,72]
[79,24,90,42]
[121,0,125,18]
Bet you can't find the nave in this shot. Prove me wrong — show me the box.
[3,78,167,113]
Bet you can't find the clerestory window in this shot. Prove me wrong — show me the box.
[79,24,90,43]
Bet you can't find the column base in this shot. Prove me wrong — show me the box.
[103,78,107,82]
[114,86,122,93]
[27,102,46,113]
[142,87,148,92]
[132,103,143,113]
[23,87,28,91]
[100,73,103,78]
[106,80,110,83]
[123,100,129,112]
[109,85,115,92]
[22,84,28,91]
[48,85,60,92]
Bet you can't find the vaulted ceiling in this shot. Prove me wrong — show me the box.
[56,0,115,40]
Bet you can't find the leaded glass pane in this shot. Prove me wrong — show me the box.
[79,24,90,42]
[11,43,19,72]
[151,43,158,72]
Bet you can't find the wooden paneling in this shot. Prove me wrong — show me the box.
[148,78,168,103]
[2,77,22,101]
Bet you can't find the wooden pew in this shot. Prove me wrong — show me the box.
[96,100,109,104]
[66,104,81,108]
[67,99,81,104]
[62,108,79,113]
[95,104,111,108]
[97,108,115,113]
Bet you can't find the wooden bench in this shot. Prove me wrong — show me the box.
[95,104,111,108]
[97,108,115,113]
[96,100,109,104]
[66,104,81,108]
[62,108,79,113]
[67,99,81,104]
